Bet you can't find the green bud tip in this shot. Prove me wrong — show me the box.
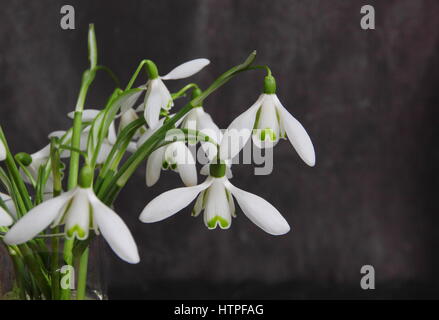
[15,152,32,166]
[79,166,93,188]
[209,162,226,178]
[191,87,202,100]
[263,75,276,94]
[145,60,159,79]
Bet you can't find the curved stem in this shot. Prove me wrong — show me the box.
[171,83,200,100]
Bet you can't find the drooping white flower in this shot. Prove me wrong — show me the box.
[139,163,290,235]
[4,185,139,264]
[144,141,197,187]
[143,59,210,128]
[137,113,196,187]
[220,77,315,167]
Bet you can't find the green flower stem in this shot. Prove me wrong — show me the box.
[62,66,95,300]
[191,50,257,106]
[61,111,84,300]
[171,83,200,100]
[76,247,89,300]
[124,60,150,91]
[49,138,62,299]
[67,112,84,190]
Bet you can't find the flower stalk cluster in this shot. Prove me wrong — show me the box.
[0,24,315,300]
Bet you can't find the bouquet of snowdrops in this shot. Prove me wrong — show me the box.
[0,24,315,300]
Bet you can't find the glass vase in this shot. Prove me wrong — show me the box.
[0,237,107,300]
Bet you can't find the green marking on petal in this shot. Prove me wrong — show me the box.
[253,106,262,130]
[170,163,177,170]
[207,216,230,229]
[162,160,169,169]
[67,225,86,239]
[259,128,276,141]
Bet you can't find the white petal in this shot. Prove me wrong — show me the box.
[219,95,264,160]
[0,207,13,226]
[226,189,236,218]
[119,108,139,133]
[161,58,210,80]
[140,177,213,223]
[119,89,143,115]
[95,140,113,165]
[144,80,164,128]
[0,193,17,218]
[200,164,209,176]
[68,109,101,122]
[88,191,140,264]
[204,178,232,229]
[64,189,90,240]
[166,142,197,186]
[0,140,6,161]
[252,95,280,148]
[107,121,117,145]
[3,190,75,245]
[157,80,173,110]
[198,111,222,160]
[177,163,198,187]
[127,141,137,153]
[192,190,205,217]
[137,117,166,149]
[48,130,68,139]
[146,147,165,187]
[30,144,51,161]
[274,95,316,167]
[224,180,290,235]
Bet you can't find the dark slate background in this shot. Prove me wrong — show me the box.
[0,0,438,299]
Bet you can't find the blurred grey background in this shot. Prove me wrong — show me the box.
[0,0,438,299]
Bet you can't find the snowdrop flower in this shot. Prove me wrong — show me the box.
[140,162,290,235]
[137,114,196,187]
[143,58,210,128]
[220,75,315,167]
[0,139,6,161]
[4,167,139,264]
[139,127,197,187]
